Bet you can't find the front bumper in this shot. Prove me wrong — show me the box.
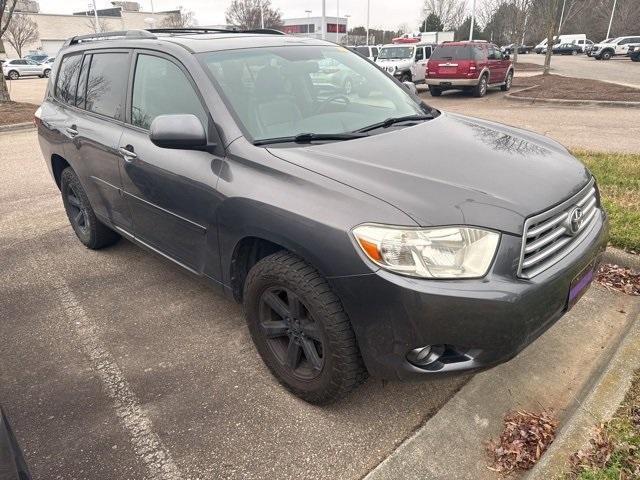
[330,209,608,380]
[425,77,479,87]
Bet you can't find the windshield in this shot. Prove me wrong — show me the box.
[377,46,414,59]
[199,45,428,143]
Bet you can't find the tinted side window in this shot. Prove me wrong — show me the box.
[415,48,424,61]
[372,47,379,57]
[55,54,82,105]
[75,54,91,108]
[425,46,432,58]
[86,52,129,120]
[131,54,207,130]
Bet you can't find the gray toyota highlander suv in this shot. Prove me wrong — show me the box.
[36,28,608,403]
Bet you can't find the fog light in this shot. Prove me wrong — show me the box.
[406,345,445,367]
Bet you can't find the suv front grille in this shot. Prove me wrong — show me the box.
[518,179,599,279]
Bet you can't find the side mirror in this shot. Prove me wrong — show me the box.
[403,81,417,95]
[149,114,207,150]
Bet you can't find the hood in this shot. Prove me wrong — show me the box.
[267,113,591,235]
[376,59,412,68]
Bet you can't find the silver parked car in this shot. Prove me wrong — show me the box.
[1,58,51,80]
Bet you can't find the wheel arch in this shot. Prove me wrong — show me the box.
[51,154,70,190]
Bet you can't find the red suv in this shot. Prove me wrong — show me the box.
[425,41,514,97]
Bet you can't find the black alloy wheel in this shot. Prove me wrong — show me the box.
[258,286,325,380]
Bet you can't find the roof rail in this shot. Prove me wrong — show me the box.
[63,29,156,47]
[147,27,285,36]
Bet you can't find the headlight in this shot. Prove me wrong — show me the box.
[352,224,500,279]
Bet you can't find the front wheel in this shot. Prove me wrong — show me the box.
[243,252,367,404]
[8,70,19,80]
[44,69,51,77]
[473,74,488,97]
[60,167,120,249]
[501,71,513,91]
[602,51,613,60]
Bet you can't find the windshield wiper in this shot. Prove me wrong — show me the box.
[354,114,433,133]
[254,132,368,146]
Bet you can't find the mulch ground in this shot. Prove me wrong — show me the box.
[514,61,543,71]
[0,101,38,126]
[511,74,640,102]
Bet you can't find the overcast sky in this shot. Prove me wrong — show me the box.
[36,0,437,31]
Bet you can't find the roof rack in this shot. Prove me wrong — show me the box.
[62,27,285,48]
[147,27,285,36]
[63,29,156,47]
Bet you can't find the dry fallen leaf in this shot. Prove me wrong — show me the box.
[487,410,558,473]
[596,264,639,296]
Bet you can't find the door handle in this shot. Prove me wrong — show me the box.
[118,146,137,161]
[66,126,78,136]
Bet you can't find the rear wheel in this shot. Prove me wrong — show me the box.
[473,74,488,97]
[501,71,513,91]
[429,86,442,96]
[243,252,367,404]
[60,167,120,249]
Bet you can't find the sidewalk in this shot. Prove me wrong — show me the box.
[364,284,640,480]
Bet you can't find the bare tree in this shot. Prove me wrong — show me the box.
[85,15,111,33]
[421,0,467,30]
[226,0,283,30]
[5,12,38,58]
[0,0,18,101]
[533,0,564,74]
[160,9,196,28]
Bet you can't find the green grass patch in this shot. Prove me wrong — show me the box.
[573,151,640,252]
[563,370,640,479]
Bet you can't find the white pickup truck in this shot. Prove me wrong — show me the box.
[591,35,640,60]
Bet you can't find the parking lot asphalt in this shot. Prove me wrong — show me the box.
[0,128,469,479]
[420,86,640,153]
[519,53,640,88]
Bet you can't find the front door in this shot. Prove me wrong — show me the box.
[118,51,223,276]
[413,47,427,82]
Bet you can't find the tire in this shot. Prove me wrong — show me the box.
[632,56,640,62]
[429,86,442,96]
[501,70,513,91]
[44,69,51,78]
[8,70,19,80]
[60,167,120,249]
[602,50,613,60]
[400,72,411,83]
[473,74,488,97]
[572,50,577,55]
[243,251,367,404]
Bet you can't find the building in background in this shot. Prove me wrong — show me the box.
[282,16,348,44]
[1,1,177,58]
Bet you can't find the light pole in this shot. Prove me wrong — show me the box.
[260,1,264,29]
[91,0,100,33]
[606,0,617,39]
[345,14,350,45]
[305,9,312,37]
[469,0,476,41]
[321,0,326,40]
[366,0,370,45]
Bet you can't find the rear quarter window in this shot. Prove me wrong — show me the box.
[54,54,83,105]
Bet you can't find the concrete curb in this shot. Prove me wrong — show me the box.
[0,122,35,133]
[603,247,640,271]
[363,287,640,480]
[507,85,640,108]
[525,302,640,479]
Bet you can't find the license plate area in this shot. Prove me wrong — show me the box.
[567,261,596,310]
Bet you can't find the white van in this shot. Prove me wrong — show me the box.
[535,34,586,54]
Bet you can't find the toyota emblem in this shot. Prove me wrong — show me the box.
[566,206,584,235]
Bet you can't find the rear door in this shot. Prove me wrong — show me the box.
[487,45,505,83]
[66,50,133,230]
[118,50,223,275]
[413,46,427,82]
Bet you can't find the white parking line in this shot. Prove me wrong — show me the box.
[54,279,183,480]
